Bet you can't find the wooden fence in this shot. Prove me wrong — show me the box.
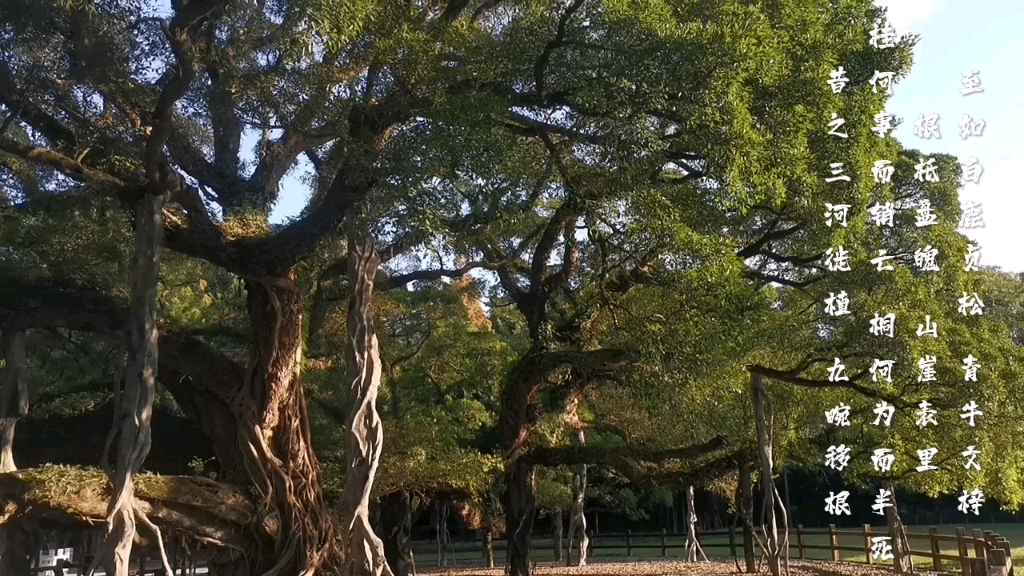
[418,525,1015,576]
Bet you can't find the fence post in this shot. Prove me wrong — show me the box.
[797,525,806,560]
[973,529,988,568]
[729,525,737,559]
[930,527,943,571]
[862,525,872,564]
[995,537,1014,576]
[828,524,840,562]
[971,558,988,576]
[626,529,632,557]
[661,528,667,557]
[957,527,972,576]
[990,548,1009,576]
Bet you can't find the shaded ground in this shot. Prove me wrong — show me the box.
[417,559,950,576]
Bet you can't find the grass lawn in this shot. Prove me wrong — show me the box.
[411,522,1024,571]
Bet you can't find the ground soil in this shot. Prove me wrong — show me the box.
[418,558,950,576]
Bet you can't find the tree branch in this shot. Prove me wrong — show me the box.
[0,137,128,188]
[0,63,78,151]
[746,364,907,407]
[534,0,586,97]
[736,223,803,259]
[524,435,728,468]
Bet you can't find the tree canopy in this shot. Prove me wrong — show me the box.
[0,1,1022,576]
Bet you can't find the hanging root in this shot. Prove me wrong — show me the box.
[771,483,789,576]
[100,346,126,476]
[339,225,394,576]
[85,501,176,576]
[237,404,339,576]
[136,506,175,576]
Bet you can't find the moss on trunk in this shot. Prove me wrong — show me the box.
[0,465,253,550]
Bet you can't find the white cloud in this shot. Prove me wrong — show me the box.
[874,0,939,31]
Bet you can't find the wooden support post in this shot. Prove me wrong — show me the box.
[863,524,873,564]
[973,529,988,568]
[626,529,632,557]
[971,558,988,576]
[729,525,737,559]
[957,527,972,576]
[797,525,806,560]
[661,529,668,558]
[995,538,1014,576]
[930,527,943,571]
[829,524,840,562]
[989,548,1010,576]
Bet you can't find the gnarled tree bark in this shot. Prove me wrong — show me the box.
[339,213,393,576]
[0,330,28,473]
[209,272,342,576]
[0,272,345,576]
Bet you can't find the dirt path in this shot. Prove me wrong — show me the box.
[417,558,949,576]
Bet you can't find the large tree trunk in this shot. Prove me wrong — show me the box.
[886,484,914,574]
[91,191,172,576]
[750,372,782,576]
[0,329,28,473]
[201,272,342,576]
[500,349,549,576]
[381,492,412,576]
[566,430,588,567]
[339,215,393,576]
[738,461,757,574]
[505,459,536,576]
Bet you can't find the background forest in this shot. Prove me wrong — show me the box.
[1,1,1023,576]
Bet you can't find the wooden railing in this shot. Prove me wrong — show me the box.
[23,525,1016,575]
[415,525,1015,576]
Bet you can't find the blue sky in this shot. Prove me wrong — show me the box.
[876,0,1024,274]
[267,0,1024,273]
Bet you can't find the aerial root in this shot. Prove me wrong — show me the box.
[136,505,175,576]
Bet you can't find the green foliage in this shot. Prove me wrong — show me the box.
[0,197,131,289]
[2,0,1023,530]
